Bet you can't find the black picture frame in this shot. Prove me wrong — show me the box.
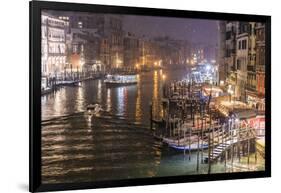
[29,1,271,192]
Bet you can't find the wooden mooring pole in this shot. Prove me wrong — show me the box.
[150,102,153,130]
[197,130,200,172]
[208,126,211,174]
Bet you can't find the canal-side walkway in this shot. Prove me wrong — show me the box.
[41,74,105,95]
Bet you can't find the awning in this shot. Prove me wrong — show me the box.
[232,109,257,120]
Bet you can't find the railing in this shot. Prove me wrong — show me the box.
[256,142,265,158]
[247,65,255,72]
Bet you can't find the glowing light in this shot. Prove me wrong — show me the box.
[106,89,111,112]
[135,85,141,122]
[97,80,102,102]
[76,87,84,112]
[162,74,166,80]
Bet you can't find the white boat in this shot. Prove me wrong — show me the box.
[169,142,208,151]
[163,136,208,151]
[86,104,103,115]
[41,86,52,95]
[104,74,137,86]
[163,136,198,144]
[74,82,82,87]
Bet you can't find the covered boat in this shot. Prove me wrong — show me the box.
[163,136,208,151]
[104,74,138,86]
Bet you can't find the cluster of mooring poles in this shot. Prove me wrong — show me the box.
[150,79,258,173]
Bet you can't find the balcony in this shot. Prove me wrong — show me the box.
[256,65,265,72]
[246,84,256,92]
[230,65,236,71]
[247,65,255,72]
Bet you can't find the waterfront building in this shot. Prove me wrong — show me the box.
[97,15,124,69]
[219,21,266,112]
[235,22,252,101]
[153,37,190,68]
[252,23,265,111]
[60,13,124,70]
[41,13,67,88]
[100,37,110,70]
[218,21,226,84]
[67,28,102,78]
[224,21,238,99]
[245,22,257,101]
[123,32,140,69]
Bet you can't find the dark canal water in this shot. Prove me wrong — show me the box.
[41,69,226,184]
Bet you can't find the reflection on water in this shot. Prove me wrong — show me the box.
[135,75,141,122]
[41,113,162,184]
[152,70,163,120]
[97,79,102,102]
[42,70,175,122]
[116,87,125,116]
[76,87,84,112]
[106,89,111,112]
[41,69,228,184]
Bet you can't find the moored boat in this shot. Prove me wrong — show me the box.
[168,142,208,151]
[163,136,208,151]
[73,82,82,87]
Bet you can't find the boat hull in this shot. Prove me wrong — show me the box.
[105,81,137,87]
[162,137,208,151]
[168,143,208,151]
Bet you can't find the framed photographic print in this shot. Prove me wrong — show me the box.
[29,0,271,192]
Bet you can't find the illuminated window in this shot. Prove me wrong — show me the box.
[78,21,83,28]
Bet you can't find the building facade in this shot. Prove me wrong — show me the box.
[219,21,266,111]
[254,23,266,111]
[235,22,251,101]
[218,21,226,84]
[224,21,238,98]
[63,13,124,70]
[41,13,67,88]
[123,33,140,68]
[97,15,124,69]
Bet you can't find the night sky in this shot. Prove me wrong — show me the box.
[123,15,219,45]
[46,10,219,45]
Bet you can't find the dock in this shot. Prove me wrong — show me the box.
[150,78,260,173]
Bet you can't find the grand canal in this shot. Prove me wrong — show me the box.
[41,69,256,184]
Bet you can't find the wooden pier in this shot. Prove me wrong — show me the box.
[150,79,259,172]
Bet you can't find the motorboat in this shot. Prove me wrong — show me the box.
[74,82,82,87]
[104,74,137,86]
[86,104,103,115]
